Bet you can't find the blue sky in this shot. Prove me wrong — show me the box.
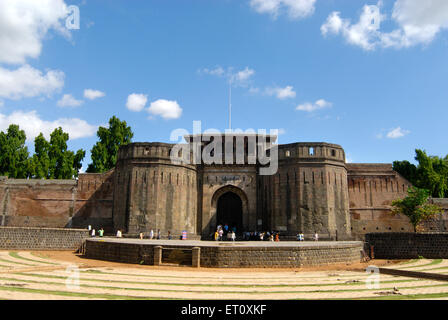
[1,0,448,170]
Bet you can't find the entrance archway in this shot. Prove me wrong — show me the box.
[217,192,243,233]
[210,185,249,234]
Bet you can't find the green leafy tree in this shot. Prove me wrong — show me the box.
[30,133,51,179]
[391,187,441,232]
[0,124,30,178]
[393,149,448,198]
[87,116,133,173]
[31,128,85,179]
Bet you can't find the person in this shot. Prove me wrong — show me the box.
[214,230,219,241]
[218,228,223,241]
[275,233,280,242]
[227,230,232,241]
[314,232,319,241]
[98,228,104,237]
[157,229,161,240]
[231,231,236,242]
[116,229,122,238]
[139,232,144,239]
[167,231,172,240]
[259,232,264,241]
[269,234,274,241]
[91,229,96,237]
[224,224,229,234]
[149,229,154,240]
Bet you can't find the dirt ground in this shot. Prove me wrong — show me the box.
[2,250,447,300]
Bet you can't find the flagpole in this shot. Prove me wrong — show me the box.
[229,80,232,131]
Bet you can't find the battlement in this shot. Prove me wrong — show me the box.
[278,142,346,163]
[117,142,176,161]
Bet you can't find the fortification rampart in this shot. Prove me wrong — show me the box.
[0,170,114,231]
[113,143,198,236]
[347,163,414,239]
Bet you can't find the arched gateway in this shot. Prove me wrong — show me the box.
[211,186,249,233]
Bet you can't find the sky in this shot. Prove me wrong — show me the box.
[0,0,448,171]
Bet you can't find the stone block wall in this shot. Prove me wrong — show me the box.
[0,171,114,232]
[258,143,351,239]
[0,226,89,250]
[199,243,362,268]
[83,240,363,268]
[365,232,448,259]
[113,143,198,236]
[348,164,414,239]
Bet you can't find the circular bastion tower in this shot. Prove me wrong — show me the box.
[112,143,198,237]
[257,143,352,240]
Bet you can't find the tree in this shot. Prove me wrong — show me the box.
[30,133,50,179]
[391,187,441,232]
[0,124,30,178]
[87,116,133,173]
[393,149,448,198]
[31,128,85,179]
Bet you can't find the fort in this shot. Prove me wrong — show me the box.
[0,133,447,244]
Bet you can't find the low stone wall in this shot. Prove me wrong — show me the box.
[365,232,448,259]
[84,239,363,268]
[199,244,362,268]
[0,227,89,250]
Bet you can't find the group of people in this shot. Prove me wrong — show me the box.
[296,232,319,241]
[242,231,280,242]
[139,230,182,240]
[89,226,104,237]
[89,226,182,240]
[214,224,236,241]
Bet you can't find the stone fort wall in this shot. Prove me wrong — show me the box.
[113,143,198,237]
[0,171,114,232]
[1,140,446,240]
[258,143,351,239]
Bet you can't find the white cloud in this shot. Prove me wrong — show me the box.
[296,99,332,112]
[265,86,296,99]
[0,0,70,64]
[57,94,83,107]
[278,128,286,135]
[147,99,183,120]
[321,0,448,50]
[249,87,261,94]
[0,110,97,141]
[84,89,106,100]
[250,0,316,19]
[199,66,225,77]
[386,127,410,139]
[231,67,255,86]
[126,93,148,112]
[0,65,64,100]
[200,66,256,87]
[0,101,4,108]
